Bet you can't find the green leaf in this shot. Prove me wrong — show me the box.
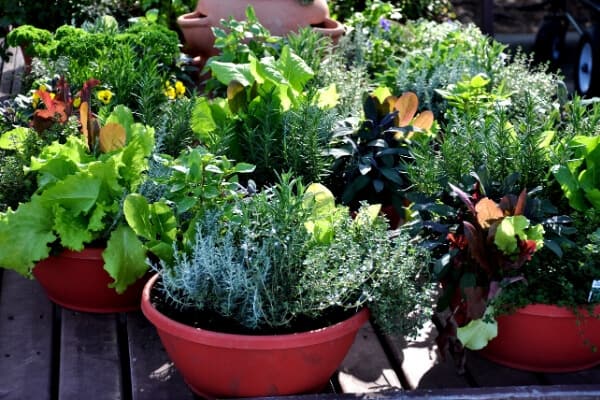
[543,239,563,257]
[341,175,370,204]
[0,127,31,152]
[469,73,490,88]
[233,162,255,174]
[354,204,381,226]
[191,97,218,140]
[460,272,477,288]
[105,105,135,143]
[277,45,314,92]
[316,84,339,109]
[53,206,93,250]
[31,158,79,190]
[552,164,587,212]
[30,136,91,176]
[434,253,451,276]
[372,178,384,192]
[40,174,102,215]
[124,195,177,244]
[494,216,544,254]
[304,183,336,217]
[372,86,392,104]
[0,197,56,274]
[257,56,288,86]
[209,61,254,87]
[379,166,403,185]
[456,307,498,350]
[103,225,148,294]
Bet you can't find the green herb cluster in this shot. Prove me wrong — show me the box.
[159,176,434,334]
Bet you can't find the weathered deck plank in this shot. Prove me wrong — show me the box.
[126,312,195,400]
[338,322,402,393]
[387,322,470,390]
[466,351,542,387]
[59,312,123,400]
[0,45,24,100]
[0,270,53,400]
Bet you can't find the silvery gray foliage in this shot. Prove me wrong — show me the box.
[159,180,435,335]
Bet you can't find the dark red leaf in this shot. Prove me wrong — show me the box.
[450,183,476,215]
[463,221,491,273]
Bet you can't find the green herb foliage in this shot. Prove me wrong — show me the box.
[0,106,154,293]
[159,175,434,334]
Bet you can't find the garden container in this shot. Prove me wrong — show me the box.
[177,0,344,63]
[480,304,600,372]
[33,248,147,313]
[141,273,369,398]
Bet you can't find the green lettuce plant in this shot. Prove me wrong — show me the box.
[0,105,154,293]
[552,134,600,212]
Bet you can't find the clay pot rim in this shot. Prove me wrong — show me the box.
[511,303,600,318]
[141,273,370,349]
[312,17,345,36]
[51,247,105,260]
[177,11,211,28]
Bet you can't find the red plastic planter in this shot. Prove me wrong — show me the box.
[141,273,370,398]
[33,248,147,313]
[480,304,600,372]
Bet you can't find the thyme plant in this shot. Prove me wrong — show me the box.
[159,176,434,335]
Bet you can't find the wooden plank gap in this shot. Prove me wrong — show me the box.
[50,303,62,400]
[117,313,133,400]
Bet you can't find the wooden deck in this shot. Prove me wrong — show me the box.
[1,48,600,400]
[2,269,600,400]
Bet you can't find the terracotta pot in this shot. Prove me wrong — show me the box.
[479,304,600,372]
[177,0,344,62]
[33,248,147,313]
[141,273,369,398]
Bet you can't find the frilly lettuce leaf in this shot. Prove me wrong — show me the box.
[0,127,32,152]
[494,215,544,254]
[53,205,93,250]
[0,197,56,275]
[316,84,339,109]
[457,306,498,350]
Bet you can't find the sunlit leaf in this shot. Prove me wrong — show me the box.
[394,92,418,127]
[412,110,434,130]
[99,122,126,152]
[475,197,502,228]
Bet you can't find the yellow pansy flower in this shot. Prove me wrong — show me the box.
[31,85,48,108]
[175,81,186,98]
[164,85,176,100]
[32,92,41,108]
[97,89,114,105]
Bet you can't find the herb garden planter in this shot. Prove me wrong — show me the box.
[177,0,344,62]
[33,248,147,313]
[141,273,369,398]
[480,304,600,372]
